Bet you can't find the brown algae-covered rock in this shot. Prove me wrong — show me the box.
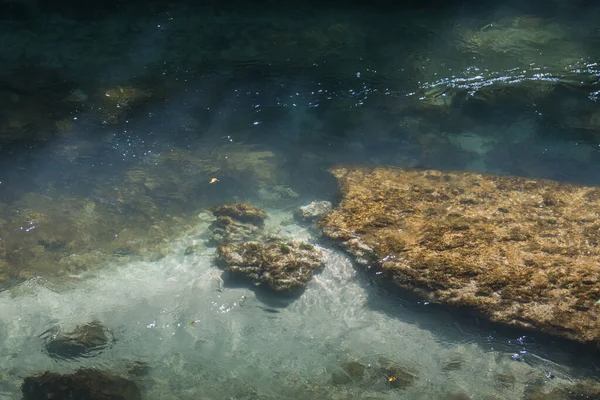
[207,215,263,245]
[215,239,325,292]
[320,166,600,346]
[211,203,267,226]
[208,203,268,245]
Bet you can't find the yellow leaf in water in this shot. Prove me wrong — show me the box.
[209,178,219,184]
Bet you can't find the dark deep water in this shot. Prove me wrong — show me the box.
[1,0,600,398]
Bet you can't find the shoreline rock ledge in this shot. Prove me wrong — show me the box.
[320,166,600,347]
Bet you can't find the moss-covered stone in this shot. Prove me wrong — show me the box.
[320,166,600,347]
[215,239,325,292]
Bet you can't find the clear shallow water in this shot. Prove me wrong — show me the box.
[1,0,600,398]
[0,213,596,399]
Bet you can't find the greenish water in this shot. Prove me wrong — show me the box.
[0,1,600,398]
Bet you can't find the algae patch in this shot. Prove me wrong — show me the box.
[321,166,600,347]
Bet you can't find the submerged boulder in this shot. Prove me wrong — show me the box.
[208,203,267,245]
[22,368,141,400]
[523,379,600,399]
[320,166,600,347]
[294,200,333,222]
[215,239,325,292]
[43,320,112,360]
[330,357,418,391]
[211,203,267,226]
[208,215,264,245]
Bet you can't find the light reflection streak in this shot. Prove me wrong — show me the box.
[226,61,600,119]
[417,61,600,99]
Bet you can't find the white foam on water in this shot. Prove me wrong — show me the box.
[0,213,576,399]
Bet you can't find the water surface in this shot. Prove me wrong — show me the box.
[1,0,600,398]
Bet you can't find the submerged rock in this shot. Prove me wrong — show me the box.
[211,202,267,226]
[43,320,112,359]
[21,368,141,400]
[377,356,418,390]
[330,357,418,391]
[208,203,267,245]
[320,166,600,347]
[214,144,281,187]
[0,186,194,291]
[294,200,333,222]
[208,215,264,245]
[257,185,300,207]
[94,85,154,125]
[334,360,366,384]
[523,380,600,399]
[215,239,325,292]
[125,361,151,377]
